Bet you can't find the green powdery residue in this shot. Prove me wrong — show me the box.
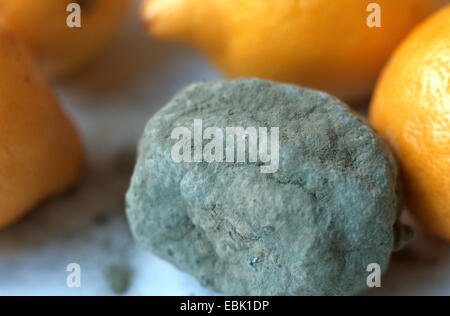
[126,79,411,296]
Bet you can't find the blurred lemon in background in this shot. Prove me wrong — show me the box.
[370,6,450,241]
[142,0,446,102]
[0,29,83,229]
[0,0,131,78]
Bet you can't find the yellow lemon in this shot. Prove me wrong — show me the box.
[0,29,84,228]
[370,6,450,241]
[0,0,131,78]
[142,0,446,101]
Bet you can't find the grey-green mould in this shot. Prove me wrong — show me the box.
[126,79,411,296]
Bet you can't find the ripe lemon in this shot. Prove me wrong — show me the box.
[0,0,131,78]
[142,0,446,101]
[370,6,450,241]
[0,29,84,228]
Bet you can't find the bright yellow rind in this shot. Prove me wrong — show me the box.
[0,29,84,228]
[370,6,450,241]
[142,0,446,101]
[0,0,131,78]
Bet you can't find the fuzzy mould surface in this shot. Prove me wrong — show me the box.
[126,79,411,296]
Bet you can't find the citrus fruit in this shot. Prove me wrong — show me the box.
[370,6,450,241]
[0,29,84,228]
[142,0,446,101]
[0,0,131,78]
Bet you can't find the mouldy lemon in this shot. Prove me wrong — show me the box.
[126,79,411,296]
[370,6,450,241]
[0,0,131,78]
[141,0,446,101]
[0,29,84,229]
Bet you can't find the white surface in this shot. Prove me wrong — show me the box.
[0,2,449,296]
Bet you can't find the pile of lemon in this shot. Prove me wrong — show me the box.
[0,0,448,244]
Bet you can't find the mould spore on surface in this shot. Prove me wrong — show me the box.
[126,79,410,296]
